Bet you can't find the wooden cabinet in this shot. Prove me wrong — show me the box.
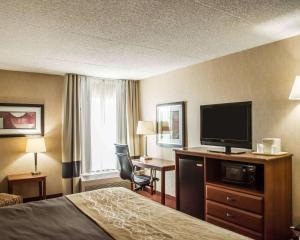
[175,147,292,240]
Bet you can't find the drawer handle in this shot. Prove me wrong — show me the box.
[196,163,203,167]
[226,196,234,201]
[226,212,234,218]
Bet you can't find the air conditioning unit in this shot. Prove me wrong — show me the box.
[80,170,130,192]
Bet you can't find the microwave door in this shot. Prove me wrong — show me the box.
[224,166,245,184]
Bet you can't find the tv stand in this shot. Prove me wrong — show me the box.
[208,146,245,154]
[175,147,292,240]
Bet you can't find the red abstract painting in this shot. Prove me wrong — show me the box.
[0,112,36,129]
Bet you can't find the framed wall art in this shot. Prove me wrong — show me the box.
[156,101,185,148]
[0,103,44,137]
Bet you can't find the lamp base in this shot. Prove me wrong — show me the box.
[140,156,152,162]
[31,171,41,176]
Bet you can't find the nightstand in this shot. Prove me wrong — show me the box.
[7,173,47,200]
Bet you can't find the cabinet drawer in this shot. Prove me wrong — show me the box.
[206,185,263,214]
[206,200,263,232]
[206,215,263,240]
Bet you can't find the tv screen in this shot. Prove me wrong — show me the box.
[200,101,252,151]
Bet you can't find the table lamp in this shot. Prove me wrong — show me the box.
[136,121,155,161]
[289,76,300,100]
[26,137,46,175]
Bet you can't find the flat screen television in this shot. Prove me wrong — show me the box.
[200,101,252,154]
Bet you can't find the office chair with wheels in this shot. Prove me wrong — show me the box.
[114,144,158,192]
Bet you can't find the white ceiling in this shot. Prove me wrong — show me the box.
[0,0,300,80]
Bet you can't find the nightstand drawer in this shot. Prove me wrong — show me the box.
[206,185,263,214]
[206,200,263,232]
[206,215,263,240]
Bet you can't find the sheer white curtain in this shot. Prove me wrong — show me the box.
[81,77,126,173]
[90,79,117,171]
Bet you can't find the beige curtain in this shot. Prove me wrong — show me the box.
[62,74,85,194]
[126,80,140,157]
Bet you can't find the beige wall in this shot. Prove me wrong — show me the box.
[140,35,300,222]
[0,70,64,197]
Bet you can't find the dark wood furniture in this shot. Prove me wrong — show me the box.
[7,173,47,200]
[132,158,175,205]
[175,147,292,240]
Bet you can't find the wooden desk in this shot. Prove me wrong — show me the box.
[7,173,47,200]
[132,158,175,205]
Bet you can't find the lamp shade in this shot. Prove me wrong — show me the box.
[26,138,46,153]
[289,76,300,100]
[136,121,155,135]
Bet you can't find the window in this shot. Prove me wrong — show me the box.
[81,78,126,173]
[90,79,117,171]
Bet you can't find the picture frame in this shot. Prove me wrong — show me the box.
[0,103,44,137]
[156,101,186,148]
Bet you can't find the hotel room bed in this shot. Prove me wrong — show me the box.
[0,187,250,240]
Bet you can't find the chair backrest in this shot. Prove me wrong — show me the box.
[114,144,134,181]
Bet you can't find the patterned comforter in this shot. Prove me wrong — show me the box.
[67,187,250,240]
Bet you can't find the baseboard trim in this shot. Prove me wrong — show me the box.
[23,193,63,203]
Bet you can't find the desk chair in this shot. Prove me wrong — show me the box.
[114,144,158,193]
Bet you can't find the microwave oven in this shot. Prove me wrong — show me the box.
[221,161,256,187]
